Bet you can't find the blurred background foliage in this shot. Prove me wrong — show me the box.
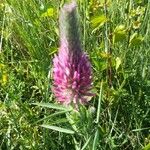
[0,0,150,149]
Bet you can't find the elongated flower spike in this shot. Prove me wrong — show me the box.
[53,0,93,107]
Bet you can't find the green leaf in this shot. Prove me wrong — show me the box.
[91,15,107,28]
[32,102,72,111]
[143,143,150,150]
[135,0,143,4]
[129,33,144,47]
[113,25,126,43]
[34,110,69,124]
[114,25,125,32]
[115,57,121,71]
[66,112,79,132]
[41,125,75,134]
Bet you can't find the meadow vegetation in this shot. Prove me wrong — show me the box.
[0,0,150,149]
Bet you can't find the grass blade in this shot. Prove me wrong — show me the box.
[32,102,72,111]
[96,81,103,123]
[33,110,69,124]
[81,136,92,150]
[41,124,75,134]
[92,129,99,150]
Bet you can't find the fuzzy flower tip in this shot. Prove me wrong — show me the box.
[53,0,93,106]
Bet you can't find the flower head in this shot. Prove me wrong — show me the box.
[53,0,93,106]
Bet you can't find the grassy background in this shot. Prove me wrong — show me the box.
[0,0,150,149]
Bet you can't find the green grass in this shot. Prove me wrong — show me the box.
[0,0,150,149]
